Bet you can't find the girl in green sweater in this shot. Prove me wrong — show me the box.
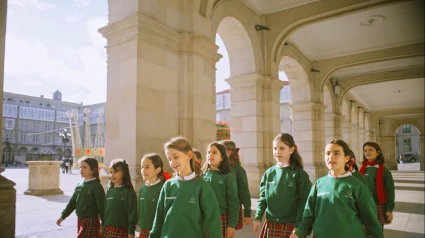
[347,149,367,185]
[57,157,105,238]
[138,153,171,238]
[101,159,138,238]
[203,142,240,238]
[150,136,222,238]
[219,140,252,230]
[360,142,395,227]
[253,133,311,238]
[291,139,383,238]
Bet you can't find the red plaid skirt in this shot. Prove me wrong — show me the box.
[259,220,294,238]
[138,229,150,238]
[220,214,229,237]
[377,203,388,224]
[100,226,128,238]
[77,216,100,238]
[235,205,244,230]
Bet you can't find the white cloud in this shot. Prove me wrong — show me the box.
[9,0,55,11]
[65,14,84,22]
[73,0,91,7]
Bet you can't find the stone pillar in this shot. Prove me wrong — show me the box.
[100,2,219,191]
[24,161,64,196]
[324,113,334,143]
[342,121,352,147]
[358,128,365,164]
[290,102,327,182]
[333,113,343,140]
[0,1,16,237]
[351,126,360,159]
[379,136,397,170]
[420,135,424,171]
[226,74,283,197]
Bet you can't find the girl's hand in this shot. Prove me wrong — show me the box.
[290,234,299,238]
[99,226,103,234]
[128,234,135,238]
[243,217,252,225]
[292,227,297,233]
[252,220,261,233]
[56,218,63,226]
[226,227,235,238]
[386,212,393,223]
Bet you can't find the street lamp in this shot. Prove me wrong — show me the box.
[3,134,11,167]
[58,128,71,160]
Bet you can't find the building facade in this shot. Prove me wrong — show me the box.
[1,90,105,165]
[396,125,421,161]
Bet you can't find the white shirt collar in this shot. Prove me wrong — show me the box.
[327,171,352,178]
[84,177,97,182]
[146,178,161,187]
[276,162,290,168]
[366,164,380,168]
[176,172,196,181]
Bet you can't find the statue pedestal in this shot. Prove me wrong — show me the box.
[24,161,64,196]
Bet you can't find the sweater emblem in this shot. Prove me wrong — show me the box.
[218,179,224,184]
[345,191,353,199]
[120,196,125,201]
[87,190,91,195]
[76,188,82,192]
[288,181,294,187]
[151,197,157,202]
[140,197,145,200]
[189,196,196,204]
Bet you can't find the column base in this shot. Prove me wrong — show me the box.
[24,188,64,196]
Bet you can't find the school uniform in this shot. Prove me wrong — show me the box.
[101,185,138,238]
[149,172,222,238]
[360,164,395,224]
[138,179,164,238]
[204,170,240,236]
[352,170,367,186]
[61,178,105,238]
[255,165,311,238]
[294,172,384,238]
[232,164,252,230]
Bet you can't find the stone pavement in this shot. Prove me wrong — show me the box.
[1,162,424,238]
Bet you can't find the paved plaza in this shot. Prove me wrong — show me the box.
[1,162,424,238]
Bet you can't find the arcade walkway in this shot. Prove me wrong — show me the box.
[4,163,424,238]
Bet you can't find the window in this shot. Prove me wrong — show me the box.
[46,135,50,144]
[46,123,50,131]
[33,135,38,143]
[7,107,12,115]
[5,119,14,130]
[403,138,412,152]
[34,123,39,131]
[402,125,411,133]
[224,94,231,109]
[216,95,224,110]
[21,134,26,142]
[21,122,26,130]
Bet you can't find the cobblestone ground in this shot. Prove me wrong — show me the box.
[1,162,424,238]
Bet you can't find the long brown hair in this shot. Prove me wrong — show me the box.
[164,136,202,177]
[202,142,231,174]
[108,158,133,188]
[79,157,100,181]
[141,153,165,181]
[274,133,303,169]
[362,142,385,164]
[219,140,241,166]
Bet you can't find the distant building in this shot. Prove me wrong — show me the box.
[1,91,105,164]
[216,81,292,133]
[396,125,421,161]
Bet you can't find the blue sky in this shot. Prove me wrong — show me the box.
[4,0,282,104]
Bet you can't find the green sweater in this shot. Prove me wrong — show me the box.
[255,166,311,227]
[363,166,395,212]
[294,175,384,238]
[352,170,367,186]
[61,179,105,223]
[138,181,164,230]
[150,177,222,238]
[104,186,138,234]
[204,170,240,228]
[232,164,252,217]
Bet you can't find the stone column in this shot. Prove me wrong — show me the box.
[290,102,327,182]
[324,113,334,143]
[100,2,219,191]
[0,1,16,237]
[351,126,360,159]
[358,128,365,164]
[226,74,283,197]
[342,121,352,147]
[379,136,397,170]
[420,135,424,171]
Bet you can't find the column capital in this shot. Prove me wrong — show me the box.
[179,33,221,62]
[226,73,265,89]
[289,102,327,112]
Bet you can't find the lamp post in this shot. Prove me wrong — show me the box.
[58,128,71,160]
[3,134,11,167]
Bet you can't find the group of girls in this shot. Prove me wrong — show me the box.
[57,134,395,238]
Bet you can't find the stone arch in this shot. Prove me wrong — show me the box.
[211,1,262,76]
[279,56,311,103]
[390,121,424,136]
[18,147,28,156]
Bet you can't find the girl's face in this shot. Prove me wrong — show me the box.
[325,143,349,173]
[141,158,161,182]
[207,145,223,169]
[80,161,94,180]
[165,148,191,173]
[109,167,124,186]
[273,140,294,163]
[364,145,379,161]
